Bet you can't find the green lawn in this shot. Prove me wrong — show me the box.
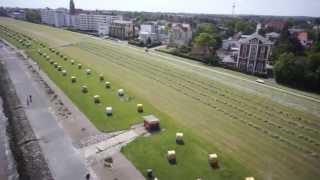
[0,24,250,180]
[1,18,320,180]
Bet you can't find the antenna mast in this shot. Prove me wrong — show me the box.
[232,1,236,17]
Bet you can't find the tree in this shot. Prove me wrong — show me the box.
[312,42,320,52]
[274,52,320,91]
[279,24,290,42]
[272,29,305,62]
[69,0,76,15]
[308,53,320,72]
[25,10,41,23]
[194,33,217,48]
[287,36,304,55]
[203,55,220,66]
[258,28,266,36]
[146,37,152,46]
[135,15,145,25]
[193,23,222,49]
[235,21,256,34]
[193,32,218,58]
[0,7,8,17]
[274,53,305,86]
[193,23,216,39]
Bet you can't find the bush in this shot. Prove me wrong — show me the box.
[274,53,320,92]
[128,39,144,47]
[203,55,220,66]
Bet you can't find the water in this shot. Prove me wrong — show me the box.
[0,97,19,180]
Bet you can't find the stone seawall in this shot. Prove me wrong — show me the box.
[0,60,53,180]
[0,96,19,180]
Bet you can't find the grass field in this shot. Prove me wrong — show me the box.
[1,17,320,180]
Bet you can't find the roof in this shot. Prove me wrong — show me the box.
[266,32,280,37]
[141,21,158,25]
[239,32,273,45]
[113,20,133,24]
[143,115,160,123]
[222,55,236,63]
[289,28,305,34]
[172,23,191,32]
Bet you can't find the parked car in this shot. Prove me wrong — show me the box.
[256,79,265,84]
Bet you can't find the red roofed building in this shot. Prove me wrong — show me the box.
[264,21,287,32]
[289,29,311,47]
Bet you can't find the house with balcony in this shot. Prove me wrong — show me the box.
[236,33,273,75]
[168,23,192,47]
[109,20,135,40]
[138,22,160,45]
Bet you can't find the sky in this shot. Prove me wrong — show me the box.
[1,0,320,17]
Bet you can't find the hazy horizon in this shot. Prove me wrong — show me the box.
[1,0,320,17]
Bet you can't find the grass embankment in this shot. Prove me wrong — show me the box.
[0,25,250,179]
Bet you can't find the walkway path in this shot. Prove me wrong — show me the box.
[0,41,88,180]
[1,39,146,180]
[82,125,146,180]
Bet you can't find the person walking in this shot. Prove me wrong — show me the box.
[85,173,90,180]
[29,95,32,103]
[26,97,29,106]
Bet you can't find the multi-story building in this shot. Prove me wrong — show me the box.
[9,11,26,20]
[158,25,169,44]
[40,8,69,27]
[77,14,122,33]
[69,14,79,28]
[236,33,273,75]
[265,32,280,42]
[138,22,159,44]
[168,23,192,47]
[97,23,110,36]
[264,20,287,32]
[41,8,122,34]
[109,20,135,40]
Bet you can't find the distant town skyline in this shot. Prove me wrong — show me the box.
[1,0,320,17]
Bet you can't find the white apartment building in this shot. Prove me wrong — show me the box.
[69,15,79,28]
[158,25,169,43]
[139,22,159,44]
[77,14,122,33]
[40,8,69,27]
[41,9,122,34]
[97,23,110,36]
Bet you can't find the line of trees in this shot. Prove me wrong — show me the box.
[273,25,320,92]
[274,53,320,91]
[191,23,222,65]
[25,9,41,23]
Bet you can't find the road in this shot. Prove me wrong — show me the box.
[0,41,89,180]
